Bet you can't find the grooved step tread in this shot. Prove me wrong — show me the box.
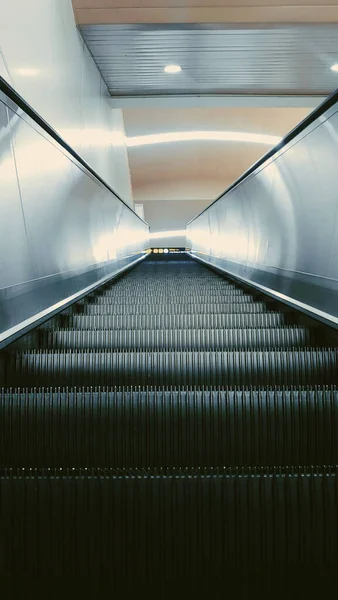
[59,312,287,330]
[1,388,337,468]
[6,348,337,387]
[17,326,312,351]
[82,302,269,315]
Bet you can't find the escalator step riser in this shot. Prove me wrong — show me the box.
[113,275,229,278]
[90,296,256,306]
[108,276,237,282]
[110,285,244,289]
[96,294,252,303]
[26,327,311,351]
[1,389,337,468]
[59,313,286,330]
[109,286,240,293]
[1,470,336,577]
[6,349,337,387]
[127,273,221,277]
[100,289,246,297]
[82,302,269,315]
[110,284,239,291]
[117,277,228,281]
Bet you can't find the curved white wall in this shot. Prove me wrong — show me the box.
[188,99,338,327]
[0,0,133,205]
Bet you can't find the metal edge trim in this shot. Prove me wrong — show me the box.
[0,253,148,350]
[188,251,338,330]
[187,86,338,225]
[0,76,148,226]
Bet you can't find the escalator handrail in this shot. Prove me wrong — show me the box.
[0,75,147,226]
[188,86,338,225]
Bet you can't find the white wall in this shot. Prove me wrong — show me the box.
[143,199,211,248]
[132,179,230,203]
[0,0,133,205]
[144,199,210,232]
[132,178,228,247]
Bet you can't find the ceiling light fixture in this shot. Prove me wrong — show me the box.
[331,64,338,72]
[126,131,282,148]
[164,65,182,74]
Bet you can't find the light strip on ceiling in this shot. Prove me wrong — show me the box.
[126,131,282,148]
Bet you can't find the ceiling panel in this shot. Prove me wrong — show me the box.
[73,1,338,25]
[124,106,312,201]
[80,24,338,96]
[73,1,338,6]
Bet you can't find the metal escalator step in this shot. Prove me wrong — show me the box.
[117,272,220,276]
[90,295,255,306]
[5,348,337,387]
[110,282,238,289]
[109,285,239,293]
[82,302,269,315]
[97,293,252,303]
[111,274,233,280]
[59,312,286,330]
[1,467,336,579]
[32,327,311,351]
[100,289,246,298]
[1,388,337,468]
[133,275,220,280]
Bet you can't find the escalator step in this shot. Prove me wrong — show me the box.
[102,283,244,290]
[58,312,287,330]
[5,348,337,387]
[90,295,256,306]
[1,253,337,588]
[99,290,248,299]
[24,326,312,350]
[1,388,337,468]
[1,467,336,580]
[108,282,240,288]
[82,302,269,315]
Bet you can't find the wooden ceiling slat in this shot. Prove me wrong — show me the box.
[74,6,338,25]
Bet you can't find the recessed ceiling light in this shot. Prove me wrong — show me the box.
[331,64,338,72]
[164,65,182,74]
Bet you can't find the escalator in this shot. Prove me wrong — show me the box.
[0,253,337,594]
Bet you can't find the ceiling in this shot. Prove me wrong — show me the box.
[124,106,312,202]
[73,0,338,25]
[79,23,338,96]
[72,1,334,235]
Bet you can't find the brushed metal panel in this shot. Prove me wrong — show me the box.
[187,102,338,327]
[0,100,34,289]
[0,0,133,201]
[80,24,338,97]
[0,94,148,347]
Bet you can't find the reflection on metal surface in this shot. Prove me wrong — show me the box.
[58,128,125,149]
[14,68,40,77]
[1,254,146,347]
[188,100,338,327]
[0,91,149,346]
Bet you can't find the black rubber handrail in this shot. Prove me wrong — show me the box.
[188,87,338,225]
[0,76,148,226]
